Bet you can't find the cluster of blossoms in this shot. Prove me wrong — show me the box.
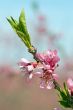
[18,49,60,89]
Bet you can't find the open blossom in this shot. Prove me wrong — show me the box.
[36,50,60,70]
[18,58,37,79]
[67,78,73,96]
[35,50,60,89]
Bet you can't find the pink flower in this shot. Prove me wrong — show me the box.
[44,50,60,68]
[18,58,37,79]
[36,50,60,69]
[67,78,73,95]
[35,50,60,90]
[35,53,45,62]
[18,50,60,89]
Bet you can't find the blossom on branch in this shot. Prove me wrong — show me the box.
[18,58,37,79]
[35,50,60,89]
[18,50,60,90]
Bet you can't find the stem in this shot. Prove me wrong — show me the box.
[53,79,61,92]
[28,45,43,63]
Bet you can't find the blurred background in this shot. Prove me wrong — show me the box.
[0,0,73,110]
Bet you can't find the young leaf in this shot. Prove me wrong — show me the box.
[7,17,18,30]
[7,9,32,49]
[63,82,70,96]
[19,9,31,44]
[16,30,31,48]
[59,101,70,108]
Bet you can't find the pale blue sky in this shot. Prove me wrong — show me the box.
[0,0,73,64]
[0,0,73,35]
[0,0,73,31]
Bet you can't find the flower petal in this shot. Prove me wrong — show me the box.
[19,58,30,66]
[67,78,73,88]
[29,73,33,79]
[46,81,53,89]
[52,74,58,80]
[27,65,34,72]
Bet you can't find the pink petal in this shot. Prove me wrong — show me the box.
[52,74,58,80]
[46,81,53,89]
[35,72,42,75]
[21,58,30,63]
[36,53,45,61]
[53,50,57,55]
[40,80,45,89]
[27,65,34,72]
[53,108,61,110]
[46,50,52,56]
[19,58,30,66]
[53,56,60,63]
[43,64,50,70]
[67,78,73,88]
[33,66,43,77]
[40,85,45,89]
[29,73,33,79]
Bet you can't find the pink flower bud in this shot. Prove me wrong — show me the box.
[67,78,73,95]
[67,78,73,89]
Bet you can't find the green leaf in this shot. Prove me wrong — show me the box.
[10,16,18,24]
[59,90,67,100]
[58,82,73,108]
[7,18,16,29]
[7,17,19,32]
[7,9,32,49]
[63,82,70,96]
[16,30,31,48]
[59,100,71,108]
[19,9,31,44]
